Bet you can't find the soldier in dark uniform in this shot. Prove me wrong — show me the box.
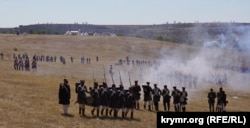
[180,87,188,112]
[0,52,3,60]
[221,90,227,112]
[171,86,181,112]
[59,79,71,115]
[100,82,109,116]
[152,84,161,111]
[109,84,118,117]
[125,88,136,119]
[24,59,30,71]
[70,56,73,63]
[91,82,100,117]
[31,59,37,71]
[216,87,223,112]
[96,56,99,62]
[162,85,171,112]
[76,80,88,116]
[217,87,228,112]
[208,88,216,112]
[143,82,153,111]
[116,85,126,118]
[14,58,18,70]
[18,58,23,70]
[130,80,141,110]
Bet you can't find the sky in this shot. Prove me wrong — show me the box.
[0,0,249,27]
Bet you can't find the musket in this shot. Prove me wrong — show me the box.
[93,71,96,83]
[103,65,107,83]
[118,69,123,85]
[109,66,115,85]
[128,71,131,86]
[111,73,115,85]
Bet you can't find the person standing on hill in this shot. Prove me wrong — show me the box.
[208,88,216,112]
[216,87,223,112]
[161,85,171,112]
[143,82,153,111]
[171,86,181,112]
[125,88,136,119]
[152,84,161,111]
[71,56,73,63]
[96,56,99,62]
[91,82,101,117]
[59,79,71,116]
[76,80,88,116]
[100,82,110,117]
[180,87,188,112]
[130,80,141,110]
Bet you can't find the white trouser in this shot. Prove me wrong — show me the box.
[145,101,152,105]
[62,105,69,114]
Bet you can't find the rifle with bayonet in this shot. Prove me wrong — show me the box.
[118,69,123,85]
[128,71,131,87]
[103,65,107,83]
[93,71,96,83]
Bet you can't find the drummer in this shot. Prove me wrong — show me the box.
[76,80,89,116]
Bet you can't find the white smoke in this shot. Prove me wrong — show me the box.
[203,34,228,48]
[127,23,250,97]
[203,24,250,52]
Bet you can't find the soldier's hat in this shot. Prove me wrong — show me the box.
[94,82,98,86]
[102,82,107,86]
[64,79,68,83]
[146,82,150,84]
[182,87,185,89]
[120,85,124,89]
[219,87,223,91]
[135,80,138,83]
[173,86,176,89]
[80,80,85,83]
[154,84,157,86]
[164,85,167,88]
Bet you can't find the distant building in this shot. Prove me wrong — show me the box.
[64,29,81,35]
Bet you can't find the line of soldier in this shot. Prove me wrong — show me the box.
[80,56,93,64]
[142,82,188,112]
[117,58,159,67]
[58,79,189,119]
[33,55,57,62]
[58,79,230,119]
[76,81,188,118]
[203,72,227,86]
[75,80,138,119]
[159,71,198,89]
[13,53,57,62]
[13,53,37,71]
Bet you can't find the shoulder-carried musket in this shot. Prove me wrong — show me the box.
[103,65,107,83]
[93,71,96,83]
[118,69,123,85]
[128,72,132,87]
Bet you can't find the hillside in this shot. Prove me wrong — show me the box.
[0,34,250,128]
[1,22,250,50]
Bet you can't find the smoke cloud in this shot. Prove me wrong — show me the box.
[120,23,250,97]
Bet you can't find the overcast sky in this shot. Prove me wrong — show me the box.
[0,0,249,27]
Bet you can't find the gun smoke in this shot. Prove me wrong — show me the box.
[117,23,250,98]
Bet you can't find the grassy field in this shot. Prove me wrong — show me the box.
[0,34,250,128]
